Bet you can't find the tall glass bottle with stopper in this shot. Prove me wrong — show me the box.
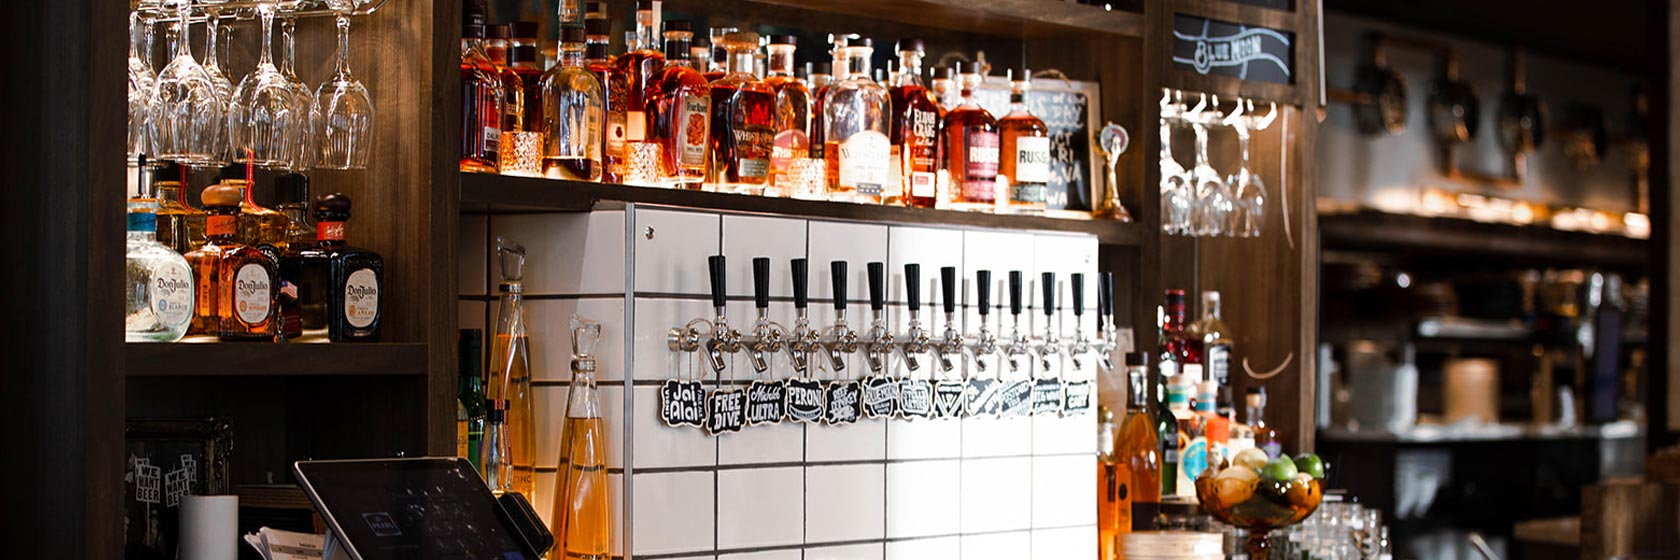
[707,31,775,194]
[1118,352,1163,525]
[823,37,891,204]
[1097,406,1125,560]
[583,17,625,183]
[550,316,611,559]
[763,35,812,198]
[998,69,1050,213]
[614,0,666,177]
[809,35,851,162]
[647,20,710,188]
[460,1,503,173]
[127,158,195,343]
[1194,290,1233,420]
[540,25,605,181]
[889,39,940,208]
[491,237,535,500]
[941,66,999,210]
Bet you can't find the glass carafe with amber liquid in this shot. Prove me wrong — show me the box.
[890,39,940,208]
[707,31,774,194]
[647,20,710,188]
[551,316,611,559]
[540,25,605,181]
[491,237,535,500]
[762,35,811,197]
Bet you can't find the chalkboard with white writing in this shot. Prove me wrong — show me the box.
[965,378,1001,418]
[1062,379,1095,416]
[997,379,1036,417]
[861,375,900,419]
[933,380,967,419]
[897,379,935,420]
[746,380,786,425]
[784,378,826,424]
[824,381,863,425]
[706,388,747,436]
[1030,378,1065,416]
[660,379,706,428]
[974,77,1100,211]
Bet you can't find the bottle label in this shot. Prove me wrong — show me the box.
[771,129,809,175]
[128,212,156,233]
[909,171,936,198]
[909,107,939,143]
[234,263,272,325]
[150,262,194,329]
[483,126,500,154]
[676,95,710,167]
[733,128,772,179]
[606,110,627,157]
[1013,135,1051,184]
[344,268,380,329]
[318,221,347,242]
[962,131,999,201]
[626,110,647,142]
[1182,438,1208,480]
[1010,181,1048,205]
[838,130,890,196]
[1207,345,1231,386]
[206,215,236,237]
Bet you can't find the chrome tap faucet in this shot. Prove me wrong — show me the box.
[819,260,859,373]
[786,258,819,375]
[1094,272,1118,371]
[1035,272,1064,373]
[863,262,897,375]
[703,255,743,373]
[967,270,999,373]
[1065,273,1093,371]
[743,257,788,374]
[934,266,966,374]
[1001,271,1032,374]
[898,264,932,373]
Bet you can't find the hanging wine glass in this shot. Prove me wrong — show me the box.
[279,13,318,169]
[128,11,157,162]
[1228,99,1270,238]
[315,13,375,169]
[1159,90,1193,235]
[229,3,304,168]
[1188,94,1232,237]
[201,12,235,164]
[147,0,227,165]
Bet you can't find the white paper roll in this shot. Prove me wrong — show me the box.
[179,495,238,560]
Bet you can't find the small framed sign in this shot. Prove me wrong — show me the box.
[861,375,900,419]
[660,379,707,429]
[784,378,826,423]
[1063,379,1095,416]
[965,378,1000,418]
[997,379,1035,417]
[933,380,967,419]
[824,381,863,425]
[1171,14,1294,84]
[897,379,935,420]
[1030,378,1065,416]
[706,388,747,436]
[745,380,787,425]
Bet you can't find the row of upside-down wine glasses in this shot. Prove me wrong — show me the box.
[129,0,374,171]
[1159,89,1278,238]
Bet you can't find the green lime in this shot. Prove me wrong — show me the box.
[1261,457,1298,482]
[1293,454,1326,479]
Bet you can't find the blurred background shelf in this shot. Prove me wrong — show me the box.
[1320,211,1649,270]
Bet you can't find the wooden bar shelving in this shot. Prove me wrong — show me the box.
[124,342,430,377]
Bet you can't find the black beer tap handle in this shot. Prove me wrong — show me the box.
[708,255,727,309]
[1041,272,1055,317]
[867,262,885,312]
[792,258,809,310]
[905,264,922,312]
[1098,272,1114,333]
[1008,271,1023,317]
[941,266,957,316]
[752,257,770,310]
[831,261,848,311]
[976,270,992,317]
[1071,273,1085,317]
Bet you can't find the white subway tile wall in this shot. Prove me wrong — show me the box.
[460,208,1097,559]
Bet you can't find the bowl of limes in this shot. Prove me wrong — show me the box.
[1194,448,1327,559]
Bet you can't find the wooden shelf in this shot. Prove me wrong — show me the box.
[1320,211,1649,269]
[125,341,429,377]
[723,0,1145,38]
[461,173,1148,246]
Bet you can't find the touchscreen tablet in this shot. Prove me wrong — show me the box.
[293,458,537,560]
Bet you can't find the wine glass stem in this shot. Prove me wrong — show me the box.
[336,14,353,79]
[1193,123,1210,167]
[258,5,275,66]
[1239,132,1251,166]
[1245,533,1273,560]
[281,17,297,75]
[174,2,192,58]
[205,12,221,67]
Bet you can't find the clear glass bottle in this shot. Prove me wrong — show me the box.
[931,67,960,112]
[613,0,665,169]
[1246,386,1283,458]
[460,4,504,173]
[998,70,1050,213]
[126,164,194,343]
[483,405,511,492]
[822,37,891,203]
[541,25,606,181]
[1195,290,1234,418]
[941,69,999,209]
[707,31,774,194]
[551,316,611,558]
[507,22,545,134]
[809,38,849,162]
[152,161,204,254]
[584,17,625,183]
[889,39,940,208]
[647,20,710,188]
[492,238,535,500]
[763,35,812,197]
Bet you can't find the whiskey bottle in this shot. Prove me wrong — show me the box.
[213,186,280,342]
[460,2,504,173]
[274,173,312,340]
[584,17,625,183]
[998,70,1050,213]
[185,184,239,336]
[889,39,940,208]
[763,35,812,198]
[702,26,735,82]
[486,23,510,66]
[292,194,384,342]
[126,162,194,343]
[1194,290,1233,418]
[540,25,605,181]
[707,31,774,194]
[931,66,960,112]
[940,68,999,209]
[613,0,666,168]
[822,37,891,203]
[646,20,710,188]
[808,61,834,94]
[809,37,849,161]
[1117,352,1164,526]
[152,161,204,254]
[507,22,545,134]
[1158,289,1194,378]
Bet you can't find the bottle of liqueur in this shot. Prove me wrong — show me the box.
[702,26,735,82]
[1174,364,1206,498]
[303,194,384,341]
[492,238,536,501]
[1194,376,1228,472]
[889,39,940,208]
[823,37,891,203]
[583,17,625,183]
[506,22,545,135]
[647,20,710,188]
[540,25,605,181]
[551,317,611,558]
[460,2,504,173]
[1246,386,1284,458]
[613,0,665,177]
[213,185,280,341]
[460,329,488,472]
[941,68,999,209]
[1195,290,1234,419]
[1147,353,1180,502]
[185,185,240,336]
[809,37,850,162]
[1158,289,1192,378]
[153,161,203,254]
[707,31,774,194]
[1096,406,1124,560]
[274,173,312,340]
[1118,352,1163,526]
[126,162,195,343]
[998,69,1051,213]
[762,35,812,198]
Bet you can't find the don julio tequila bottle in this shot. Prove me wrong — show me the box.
[126,161,195,343]
[822,37,891,203]
[281,194,383,342]
[541,25,605,181]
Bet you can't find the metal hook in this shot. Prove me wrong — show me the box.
[1257,101,1280,131]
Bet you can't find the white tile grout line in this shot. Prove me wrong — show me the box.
[623,202,638,560]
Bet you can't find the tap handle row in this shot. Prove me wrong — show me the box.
[752,257,771,310]
[708,254,728,309]
[1041,272,1055,317]
[867,262,885,312]
[941,266,957,316]
[792,258,809,310]
[1008,270,1023,317]
[905,264,921,312]
[976,270,992,316]
[831,260,848,310]
[1071,273,1085,317]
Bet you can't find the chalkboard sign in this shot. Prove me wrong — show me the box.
[784,378,826,423]
[997,379,1036,417]
[660,380,706,428]
[861,375,900,419]
[965,378,1000,417]
[1030,378,1065,416]
[745,380,786,425]
[1062,380,1094,416]
[933,380,967,419]
[898,379,935,419]
[824,381,863,425]
[973,77,1101,211]
[706,388,747,435]
[1172,14,1294,84]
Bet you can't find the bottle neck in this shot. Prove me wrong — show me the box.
[726,47,754,75]
[281,204,307,224]
[663,35,693,65]
[634,10,658,50]
[767,45,796,77]
[847,48,873,81]
[206,206,240,241]
[585,38,610,63]
[559,42,586,68]
[1010,88,1028,111]
[895,52,924,87]
[830,48,851,79]
[511,38,539,69]
[1247,401,1265,425]
[1127,367,1147,408]
[1202,298,1221,321]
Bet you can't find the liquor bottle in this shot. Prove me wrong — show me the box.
[762,35,811,197]
[613,0,665,170]
[460,2,503,173]
[703,26,735,81]
[483,404,511,491]
[1195,290,1234,418]
[212,163,286,256]
[809,61,834,94]
[809,37,849,161]
[492,238,536,500]
[941,68,999,209]
[1158,289,1195,378]
[307,194,385,341]
[931,66,959,112]
[1148,353,1180,500]
[1175,364,1206,496]
[1194,377,1228,471]
[126,161,195,343]
[540,25,605,181]
[214,186,280,342]
[998,69,1050,212]
[646,20,710,188]
[550,317,611,558]
[507,21,544,134]
[707,31,774,194]
[1118,352,1163,521]
[1097,406,1124,560]
[185,185,239,336]
[486,23,510,65]
[1246,386,1283,458]
[152,161,204,254]
[274,173,311,340]
[822,37,891,203]
[889,39,940,208]
[460,329,488,472]
[583,17,625,183]
[1165,364,1195,498]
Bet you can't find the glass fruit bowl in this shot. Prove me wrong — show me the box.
[1194,450,1326,560]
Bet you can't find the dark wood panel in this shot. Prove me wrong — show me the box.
[732,0,1144,38]
[1170,0,1300,31]
[125,342,430,377]
[1320,211,1650,270]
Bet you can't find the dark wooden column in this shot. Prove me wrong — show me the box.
[1652,0,1677,451]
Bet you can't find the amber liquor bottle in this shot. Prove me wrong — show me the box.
[889,39,940,208]
[506,22,545,134]
[184,185,241,336]
[275,173,313,340]
[486,24,525,135]
[762,35,811,196]
[809,37,850,161]
[613,0,665,164]
[822,36,891,203]
[646,20,710,188]
[707,31,775,194]
[210,185,281,341]
[460,3,504,173]
[940,69,999,208]
[584,17,625,183]
[998,69,1050,213]
[152,161,205,254]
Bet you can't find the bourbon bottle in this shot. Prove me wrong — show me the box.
[540,25,605,181]
[809,37,850,161]
[613,0,665,168]
[646,20,710,188]
[822,37,891,203]
[506,22,544,134]
[460,3,503,173]
[998,70,1050,213]
[584,17,625,183]
[889,39,940,208]
[762,35,812,197]
[940,69,999,209]
[707,31,774,194]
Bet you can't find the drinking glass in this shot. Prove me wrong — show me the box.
[147,0,227,165]
[1189,119,1232,237]
[202,13,236,164]
[1228,99,1267,238]
[229,3,304,168]
[1159,91,1193,235]
[128,11,157,162]
[280,14,318,169]
[314,14,375,169]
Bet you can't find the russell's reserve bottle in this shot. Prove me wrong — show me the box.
[646,20,710,188]
[763,35,812,198]
[940,67,998,209]
[822,36,891,203]
[540,25,605,181]
[707,31,775,194]
[998,69,1050,213]
[889,39,940,208]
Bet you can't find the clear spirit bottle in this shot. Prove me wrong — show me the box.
[707,31,775,194]
[492,238,536,500]
[998,70,1050,213]
[540,25,605,181]
[507,22,545,134]
[889,39,940,208]
[126,166,194,343]
[810,38,849,162]
[763,35,812,198]
[613,0,666,171]
[551,317,611,559]
[822,37,891,203]
[647,20,710,188]
[460,5,503,173]
[584,17,625,183]
[1194,290,1234,418]
[940,69,998,209]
